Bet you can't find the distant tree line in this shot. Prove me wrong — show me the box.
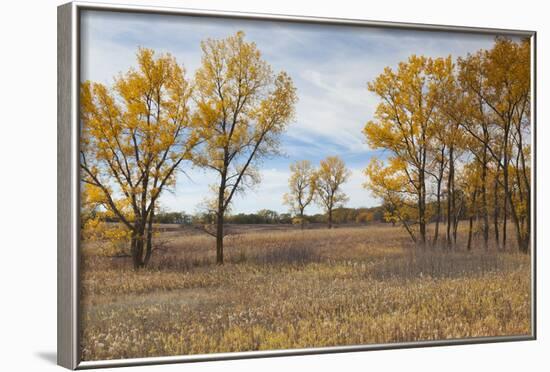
[96,201,464,227]
[150,206,388,226]
[153,212,192,225]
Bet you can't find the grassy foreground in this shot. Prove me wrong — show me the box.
[80,225,531,361]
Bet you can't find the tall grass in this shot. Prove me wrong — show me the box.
[80,224,531,361]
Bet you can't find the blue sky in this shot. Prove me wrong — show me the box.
[80,10,501,214]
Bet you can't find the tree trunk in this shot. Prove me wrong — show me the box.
[504,175,529,254]
[493,176,500,250]
[446,195,452,248]
[453,216,459,246]
[518,124,531,253]
[328,208,333,229]
[418,168,426,246]
[216,212,224,264]
[502,196,508,251]
[130,234,139,269]
[502,123,511,251]
[419,134,427,247]
[216,171,227,264]
[131,226,145,269]
[508,195,529,253]
[446,146,454,249]
[480,147,489,250]
[467,189,478,251]
[433,186,441,246]
[433,147,445,247]
[143,208,155,266]
[452,197,460,247]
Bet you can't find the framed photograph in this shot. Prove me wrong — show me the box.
[57,1,536,369]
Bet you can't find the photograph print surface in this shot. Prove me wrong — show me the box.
[78,9,533,361]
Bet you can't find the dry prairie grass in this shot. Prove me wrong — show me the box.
[80,224,531,361]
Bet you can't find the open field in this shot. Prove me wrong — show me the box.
[80,224,531,361]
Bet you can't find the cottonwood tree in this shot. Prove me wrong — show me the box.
[458,37,531,252]
[457,52,494,249]
[429,56,468,248]
[314,156,351,229]
[428,118,448,246]
[283,160,317,229]
[80,48,197,269]
[364,38,531,253]
[193,31,297,264]
[364,55,446,245]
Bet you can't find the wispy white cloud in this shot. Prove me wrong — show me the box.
[80,10,504,213]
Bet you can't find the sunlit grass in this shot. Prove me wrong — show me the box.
[80,224,531,360]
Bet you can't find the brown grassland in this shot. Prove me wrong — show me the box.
[80,223,531,361]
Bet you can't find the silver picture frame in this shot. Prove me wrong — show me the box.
[57,1,537,369]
